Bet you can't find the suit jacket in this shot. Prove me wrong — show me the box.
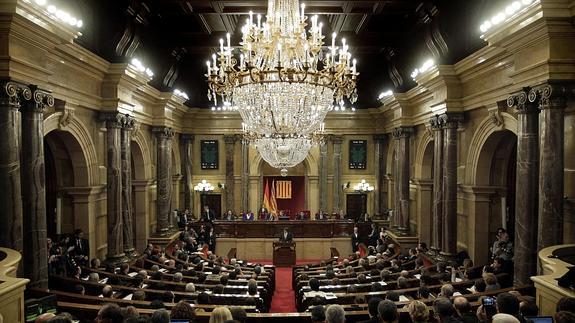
[351,233,360,251]
[202,209,215,222]
[70,238,89,257]
[279,231,293,242]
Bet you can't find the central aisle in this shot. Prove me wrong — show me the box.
[269,267,297,312]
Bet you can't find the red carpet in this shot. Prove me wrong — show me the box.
[250,259,321,313]
[269,267,296,312]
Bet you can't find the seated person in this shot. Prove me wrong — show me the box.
[296,211,306,220]
[223,210,235,221]
[315,211,327,220]
[278,210,289,219]
[242,211,255,221]
[259,207,268,220]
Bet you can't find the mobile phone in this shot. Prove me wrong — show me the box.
[482,296,495,306]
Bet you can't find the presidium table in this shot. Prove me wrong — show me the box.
[191,220,372,261]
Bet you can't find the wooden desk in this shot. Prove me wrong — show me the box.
[273,242,296,267]
[190,220,372,238]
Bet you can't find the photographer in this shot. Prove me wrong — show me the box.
[491,228,513,261]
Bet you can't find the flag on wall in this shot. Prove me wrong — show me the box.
[276,180,292,199]
[270,180,278,215]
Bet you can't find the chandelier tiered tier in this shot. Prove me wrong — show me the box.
[206,0,358,171]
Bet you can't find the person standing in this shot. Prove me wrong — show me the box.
[352,226,360,252]
[207,227,216,253]
[202,205,215,222]
[279,227,293,242]
[70,229,89,266]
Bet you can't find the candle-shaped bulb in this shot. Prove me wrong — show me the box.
[331,32,336,49]
[226,33,231,49]
[257,14,262,28]
[301,3,305,22]
[219,38,224,53]
[249,10,253,25]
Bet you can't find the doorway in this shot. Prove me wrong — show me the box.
[346,194,367,222]
[202,194,222,219]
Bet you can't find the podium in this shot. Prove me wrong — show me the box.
[273,242,296,267]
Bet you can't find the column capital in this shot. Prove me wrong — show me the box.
[392,126,414,139]
[20,85,54,113]
[507,87,539,114]
[429,115,443,130]
[0,80,31,108]
[528,82,572,110]
[438,113,463,129]
[152,126,175,139]
[224,134,237,145]
[99,112,125,128]
[121,114,136,130]
[181,134,195,142]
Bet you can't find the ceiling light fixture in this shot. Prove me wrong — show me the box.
[31,0,83,28]
[129,58,154,78]
[205,0,359,174]
[479,0,539,35]
[411,59,435,80]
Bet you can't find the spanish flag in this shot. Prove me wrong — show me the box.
[262,179,272,214]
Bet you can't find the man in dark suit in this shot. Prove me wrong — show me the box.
[206,227,216,253]
[357,297,382,323]
[70,229,89,266]
[279,227,293,242]
[202,205,215,222]
[178,209,190,229]
[351,226,360,252]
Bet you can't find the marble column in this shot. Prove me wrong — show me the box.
[224,135,236,213]
[374,135,387,216]
[430,115,444,251]
[392,127,413,231]
[121,115,135,257]
[507,89,539,285]
[21,86,53,288]
[181,134,194,213]
[332,136,343,213]
[100,113,125,261]
[319,140,328,213]
[440,113,462,256]
[241,139,249,212]
[0,81,29,254]
[153,126,174,235]
[529,84,568,250]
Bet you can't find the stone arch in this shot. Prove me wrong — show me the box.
[43,112,98,187]
[414,130,434,179]
[466,112,518,185]
[463,112,518,264]
[131,129,152,180]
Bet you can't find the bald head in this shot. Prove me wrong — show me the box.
[454,297,471,315]
[34,313,56,323]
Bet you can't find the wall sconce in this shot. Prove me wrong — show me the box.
[218,182,225,189]
[354,179,374,192]
[342,182,350,190]
[194,180,214,192]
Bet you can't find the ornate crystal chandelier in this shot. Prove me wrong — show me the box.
[205,0,358,170]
